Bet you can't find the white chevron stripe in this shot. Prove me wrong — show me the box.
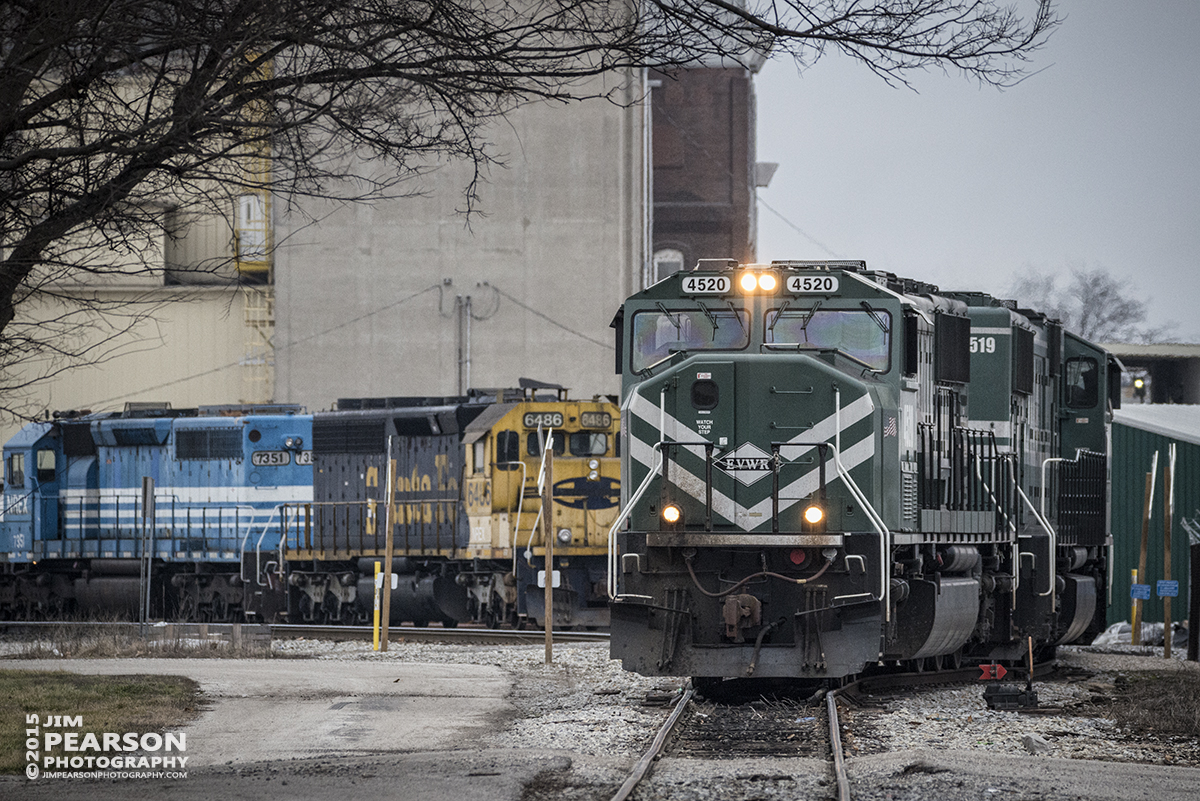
[626,387,877,529]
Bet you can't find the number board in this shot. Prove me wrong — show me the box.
[252,450,290,467]
[523,412,563,428]
[681,275,731,295]
[252,450,313,467]
[787,275,839,294]
[580,411,612,429]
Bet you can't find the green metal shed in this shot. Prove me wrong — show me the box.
[1108,405,1200,626]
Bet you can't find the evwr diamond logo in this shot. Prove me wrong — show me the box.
[713,443,774,486]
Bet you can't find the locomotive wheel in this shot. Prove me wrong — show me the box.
[441,619,459,629]
[320,592,339,625]
[412,620,429,628]
[298,594,314,622]
[176,592,198,622]
[931,654,945,672]
[949,648,964,669]
[211,594,228,623]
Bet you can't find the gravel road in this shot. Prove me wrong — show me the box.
[2,635,1199,800]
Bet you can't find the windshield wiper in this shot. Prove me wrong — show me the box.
[767,299,792,332]
[798,300,822,343]
[724,301,747,335]
[860,301,890,333]
[656,302,681,331]
[696,300,720,341]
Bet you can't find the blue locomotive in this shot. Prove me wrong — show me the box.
[0,383,620,627]
[0,404,313,620]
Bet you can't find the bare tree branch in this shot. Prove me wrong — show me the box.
[0,0,1060,414]
[1008,263,1176,343]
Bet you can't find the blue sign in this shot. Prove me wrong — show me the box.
[1157,580,1180,598]
[1130,583,1152,600]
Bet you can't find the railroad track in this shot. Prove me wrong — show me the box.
[0,620,609,646]
[611,661,1058,801]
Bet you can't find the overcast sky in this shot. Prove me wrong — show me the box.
[755,0,1200,341]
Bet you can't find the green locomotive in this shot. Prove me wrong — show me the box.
[607,260,1117,681]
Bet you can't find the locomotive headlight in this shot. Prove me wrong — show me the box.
[285,436,303,450]
[661,504,682,525]
[739,272,759,292]
[556,528,572,544]
[757,272,778,292]
[802,503,826,534]
[588,470,599,481]
[588,459,599,470]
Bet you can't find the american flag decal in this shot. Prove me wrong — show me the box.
[884,416,898,437]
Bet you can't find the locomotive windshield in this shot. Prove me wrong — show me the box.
[766,308,891,371]
[631,307,749,372]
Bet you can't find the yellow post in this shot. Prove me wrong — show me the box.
[373,560,382,651]
[1131,568,1140,644]
[381,437,396,652]
[543,445,554,666]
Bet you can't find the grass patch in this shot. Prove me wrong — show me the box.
[1108,671,1200,736]
[0,670,201,775]
[6,622,272,659]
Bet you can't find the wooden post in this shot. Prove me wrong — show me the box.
[1164,444,1176,659]
[543,445,554,665]
[380,436,396,652]
[1134,452,1159,645]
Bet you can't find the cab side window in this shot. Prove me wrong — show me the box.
[1065,357,1099,408]
[494,430,521,470]
[36,449,56,482]
[6,453,25,487]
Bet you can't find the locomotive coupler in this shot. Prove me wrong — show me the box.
[723,593,762,642]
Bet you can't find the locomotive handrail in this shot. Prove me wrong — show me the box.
[608,386,670,599]
[494,459,528,575]
[1011,473,1058,602]
[242,504,285,587]
[969,451,1020,594]
[822,440,892,622]
[606,440,665,600]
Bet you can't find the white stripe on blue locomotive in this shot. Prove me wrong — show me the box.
[57,485,312,560]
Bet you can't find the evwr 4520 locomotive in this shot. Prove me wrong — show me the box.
[607,260,1118,683]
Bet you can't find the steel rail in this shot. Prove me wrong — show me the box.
[827,690,852,801]
[610,687,694,801]
[0,620,609,646]
[274,623,609,644]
